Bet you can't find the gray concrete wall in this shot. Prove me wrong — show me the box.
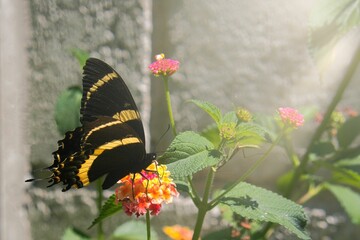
[0,0,32,239]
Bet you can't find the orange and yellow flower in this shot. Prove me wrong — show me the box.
[163,225,195,240]
[115,162,179,217]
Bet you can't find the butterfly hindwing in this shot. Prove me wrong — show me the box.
[75,117,147,189]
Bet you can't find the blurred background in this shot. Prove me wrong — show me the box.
[0,0,359,239]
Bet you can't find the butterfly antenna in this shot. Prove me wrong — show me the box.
[154,124,171,152]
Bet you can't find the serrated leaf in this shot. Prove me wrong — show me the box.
[88,194,122,229]
[235,123,268,146]
[158,131,221,178]
[55,86,82,135]
[337,115,360,148]
[62,228,90,240]
[310,141,336,156]
[219,182,310,240]
[325,183,360,224]
[222,111,238,124]
[190,99,222,126]
[112,221,158,240]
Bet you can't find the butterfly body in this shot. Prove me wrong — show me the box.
[45,58,156,191]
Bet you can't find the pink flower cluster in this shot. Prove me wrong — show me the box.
[149,53,180,76]
[278,107,304,129]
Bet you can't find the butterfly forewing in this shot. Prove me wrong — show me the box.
[81,58,145,143]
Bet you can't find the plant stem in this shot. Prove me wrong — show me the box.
[285,43,360,198]
[192,167,216,240]
[209,132,283,209]
[163,76,177,137]
[188,176,202,207]
[96,179,104,240]
[297,184,324,205]
[146,210,151,240]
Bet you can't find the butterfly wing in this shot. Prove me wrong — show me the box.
[81,58,145,143]
[45,58,150,191]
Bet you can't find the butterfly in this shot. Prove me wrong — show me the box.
[28,58,156,191]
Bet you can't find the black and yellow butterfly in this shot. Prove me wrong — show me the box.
[30,58,156,191]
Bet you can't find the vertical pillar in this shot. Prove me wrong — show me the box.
[0,0,32,239]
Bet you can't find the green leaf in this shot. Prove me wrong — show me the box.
[112,221,158,240]
[337,115,360,148]
[222,111,238,124]
[189,99,222,126]
[62,228,90,240]
[325,184,360,224]
[88,194,122,229]
[219,182,310,240]
[71,48,90,67]
[335,155,360,168]
[174,180,191,194]
[310,141,336,156]
[309,0,360,73]
[55,86,82,135]
[277,169,296,194]
[158,131,221,178]
[235,123,268,146]
[332,167,360,189]
[201,124,221,147]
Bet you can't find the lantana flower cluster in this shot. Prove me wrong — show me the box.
[115,162,179,217]
[278,107,304,129]
[148,53,180,76]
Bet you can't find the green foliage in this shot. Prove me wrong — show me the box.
[189,99,222,127]
[219,182,309,240]
[55,86,82,135]
[89,195,122,229]
[325,184,360,224]
[310,141,335,156]
[337,115,360,148]
[62,228,91,240]
[159,131,221,179]
[201,124,221,147]
[158,100,311,239]
[309,0,360,73]
[333,156,360,189]
[71,48,90,68]
[112,221,158,240]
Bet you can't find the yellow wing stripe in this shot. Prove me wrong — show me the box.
[83,120,123,143]
[86,71,118,101]
[77,137,142,186]
[112,110,140,122]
